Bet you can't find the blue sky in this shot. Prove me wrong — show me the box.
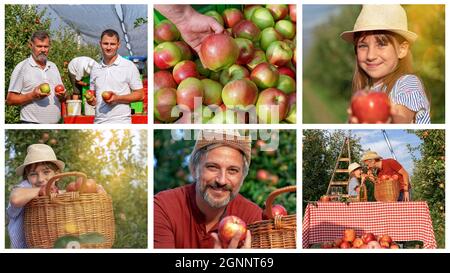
[351,130,422,175]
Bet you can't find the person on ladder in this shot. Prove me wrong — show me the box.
[361,150,411,202]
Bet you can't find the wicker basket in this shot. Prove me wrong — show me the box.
[24,172,115,248]
[247,186,296,248]
[374,178,400,202]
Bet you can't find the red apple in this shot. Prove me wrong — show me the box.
[54,84,65,94]
[154,87,178,122]
[232,20,261,42]
[278,66,296,79]
[154,70,177,91]
[334,238,343,248]
[340,241,352,249]
[101,91,113,101]
[39,83,51,94]
[222,8,244,28]
[154,41,182,69]
[66,182,77,192]
[271,204,288,217]
[200,33,239,72]
[367,241,382,249]
[218,215,247,248]
[201,79,223,106]
[352,238,364,248]
[250,62,279,89]
[351,90,391,123]
[390,243,400,249]
[260,27,283,51]
[274,20,296,39]
[174,41,193,61]
[251,7,275,30]
[205,10,224,26]
[220,64,250,86]
[234,38,255,65]
[247,49,267,70]
[379,235,393,245]
[266,5,288,21]
[256,88,288,123]
[343,229,356,243]
[79,178,98,194]
[176,77,204,112]
[222,79,258,110]
[154,20,180,44]
[361,233,376,244]
[84,89,95,101]
[276,74,296,94]
[172,60,199,85]
[266,41,293,67]
[392,174,399,181]
[289,5,296,22]
[256,169,270,181]
[319,195,331,202]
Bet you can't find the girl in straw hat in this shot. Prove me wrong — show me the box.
[7,144,65,248]
[347,162,365,197]
[342,5,430,124]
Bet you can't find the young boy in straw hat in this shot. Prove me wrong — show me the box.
[7,144,65,248]
[341,5,430,124]
[361,150,411,201]
[154,129,262,248]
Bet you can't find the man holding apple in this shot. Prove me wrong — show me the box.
[154,130,262,248]
[362,150,411,202]
[6,30,66,124]
[88,29,144,124]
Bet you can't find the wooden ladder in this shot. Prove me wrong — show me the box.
[326,137,352,196]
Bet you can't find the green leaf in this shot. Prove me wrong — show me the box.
[79,232,105,244]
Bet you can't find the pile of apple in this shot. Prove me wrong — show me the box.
[320,229,400,249]
[38,178,101,196]
[154,4,296,124]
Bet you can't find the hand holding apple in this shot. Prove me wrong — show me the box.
[217,215,248,248]
[212,229,252,249]
[350,90,391,123]
[32,85,50,99]
[101,91,115,104]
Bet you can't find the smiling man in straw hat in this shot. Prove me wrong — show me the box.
[7,144,65,248]
[361,150,411,201]
[154,130,262,248]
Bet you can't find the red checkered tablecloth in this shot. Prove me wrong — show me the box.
[302,201,436,248]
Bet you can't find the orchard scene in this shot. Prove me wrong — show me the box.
[303,5,444,123]
[303,130,445,248]
[154,5,297,124]
[5,130,148,248]
[154,130,296,238]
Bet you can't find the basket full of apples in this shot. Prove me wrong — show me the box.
[154,5,297,124]
[374,175,400,202]
[24,172,115,248]
[318,229,400,249]
[247,185,296,248]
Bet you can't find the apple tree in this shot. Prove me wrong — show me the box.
[408,129,445,247]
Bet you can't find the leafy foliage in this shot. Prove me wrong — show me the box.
[5,5,100,123]
[302,130,364,208]
[5,130,148,248]
[154,130,296,214]
[407,129,445,247]
[304,5,445,123]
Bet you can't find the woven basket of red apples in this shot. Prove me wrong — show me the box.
[248,186,296,248]
[24,172,115,248]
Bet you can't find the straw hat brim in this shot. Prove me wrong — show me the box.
[361,154,382,161]
[340,27,418,44]
[16,159,65,176]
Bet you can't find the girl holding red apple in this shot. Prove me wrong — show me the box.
[342,5,430,124]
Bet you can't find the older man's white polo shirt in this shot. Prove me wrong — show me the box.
[8,56,63,124]
[90,55,143,124]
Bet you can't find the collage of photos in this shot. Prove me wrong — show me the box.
[0,0,447,258]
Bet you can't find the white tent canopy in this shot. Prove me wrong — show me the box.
[39,4,148,57]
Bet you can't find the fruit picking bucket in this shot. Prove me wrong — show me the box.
[374,178,400,202]
[66,100,82,116]
[248,186,296,248]
[24,172,115,248]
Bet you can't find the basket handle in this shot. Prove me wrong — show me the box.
[264,185,296,219]
[45,171,87,196]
